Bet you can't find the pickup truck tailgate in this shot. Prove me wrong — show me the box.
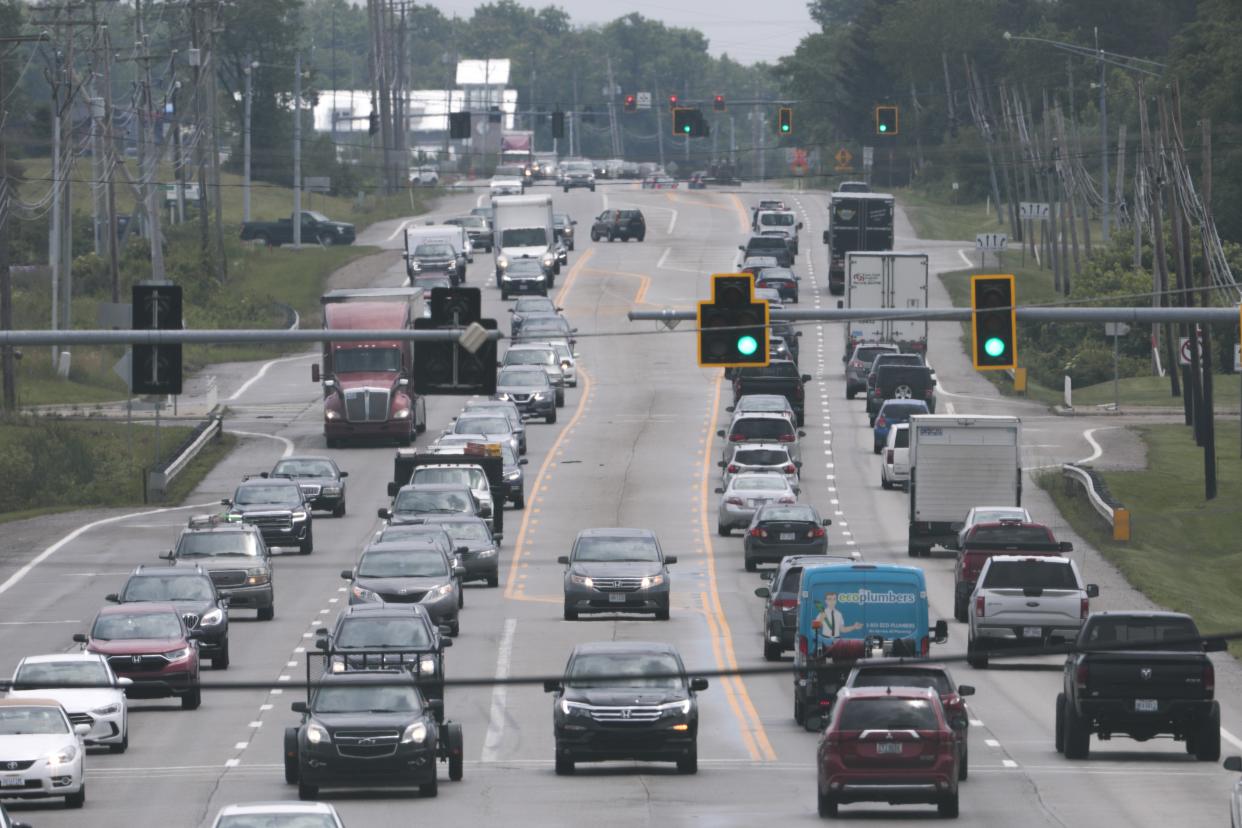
[1084,652,1212,700]
[979,588,1082,626]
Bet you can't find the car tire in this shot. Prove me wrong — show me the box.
[590,230,599,241]
[501,290,508,300]
[937,791,959,818]
[953,595,968,623]
[873,443,883,455]
[110,732,128,754]
[326,437,340,449]
[676,745,698,774]
[181,685,202,710]
[546,409,557,424]
[555,753,575,775]
[1063,702,1090,759]
[298,782,319,801]
[258,605,275,621]
[65,784,85,809]
[299,528,313,555]
[845,386,856,399]
[655,601,670,621]
[764,640,782,662]
[556,390,564,407]
[564,186,570,193]
[487,573,499,588]
[817,789,838,818]
[284,728,300,783]
[333,501,346,518]
[563,605,578,621]
[449,617,460,637]
[318,233,335,247]
[966,638,988,669]
[447,723,465,780]
[589,185,595,192]
[637,234,645,242]
[213,642,230,670]
[1054,693,1066,753]
[794,695,805,726]
[959,744,969,780]
[717,523,731,536]
[881,475,893,490]
[458,588,464,610]
[254,233,270,247]
[744,557,757,572]
[420,776,439,798]
[1195,702,1222,761]
[607,230,615,242]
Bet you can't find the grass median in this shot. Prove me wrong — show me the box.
[1038,422,1242,652]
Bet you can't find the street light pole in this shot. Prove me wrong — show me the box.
[1097,27,1109,242]
[243,58,255,223]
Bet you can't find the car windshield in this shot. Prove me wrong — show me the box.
[215,814,339,828]
[498,371,549,388]
[414,467,486,489]
[0,707,68,735]
[514,299,555,313]
[733,477,789,492]
[505,350,555,366]
[572,536,660,563]
[733,449,791,466]
[357,549,448,578]
[971,509,1027,525]
[983,561,1078,590]
[852,671,951,695]
[124,575,214,602]
[507,260,545,275]
[732,420,794,440]
[394,490,472,514]
[759,506,816,522]
[331,347,402,373]
[234,485,303,506]
[1085,617,1202,650]
[375,526,451,548]
[838,697,938,731]
[177,532,262,558]
[856,346,896,364]
[336,617,431,649]
[14,661,110,688]
[438,522,491,542]
[312,685,421,714]
[92,612,181,641]
[760,213,796,226]
[965,526,1054,547]
[414,243,453,258]
[567,652,683,689]
[272,460,336,478]
[455,417,509,434]
[500,228,548,247]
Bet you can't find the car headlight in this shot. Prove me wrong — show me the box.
[402,721,428,744]
[640,574,665,589]
[91,703,121,716]
[306,722,331,744]
[392,408,411,419]
[324,409,341,421]
[424,583,454,601]
[246,567,270,585]
[225,512,244,523]
[504,470,520,480]
[292,511,309,522]
[200,608,225,626]
[46,744,78,766]
[497,255,510,270]
[419,656,437,675]
[560,699,590,717]
[660,699,692,716]
[541,254,555,267]
[495,393,512,401]
[478,547,497,557]
[321,486,341,496]
[351,585,379,602]
[570,574,594,588]
[532,391,549,400]
[163,646,192,660]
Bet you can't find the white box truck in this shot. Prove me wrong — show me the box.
[843,251,929,358]
[907,414,1022,557]
[492,194,558,285]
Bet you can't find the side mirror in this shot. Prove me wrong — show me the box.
[442,637,453,647]
[738,245,745,251]
[117,677,133,687]
[456,546,470,556]
[821,230,829,244]
[725,406,735,413]
[260,471,271,479]
[72,633,88,644]
[716,430,725,438]
[105,593,120,603]
[1085,584,1099,598]
[798,430,807,438]
[822,518,832,526]
[340,569,354,580]
[74,723,91,736]
[377,508,392,520]
[717,461,725,468]
[1059,541,1074,553]
[314,636,330,651]
[957,684,976,697]
[316,627,329,636]
[494,533,504,542]
[311,364,321,383]
[220,498,232,506]
[428,698,444,715]
[1204,637,1228,653]
[453,566,466,577]
[754,586,771,598]
[159,550,174,560]
[689,677,709,692]
[387,482,399,498]
[291,701,308,713]
[556,555,570,565]
[439,624,454,637]
[1225,756,1242,772]
[664,555,678,565]
[714,487,724,494]
[797,222,804,230]
[801,375,813,383]
[542,679,562,693]
[933,619,949,643]
[519,458,529,465]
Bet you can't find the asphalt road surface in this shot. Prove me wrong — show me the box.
[1,181,1239,827]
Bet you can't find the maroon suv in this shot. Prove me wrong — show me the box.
[73,603,202,710]
[816,686,960,818]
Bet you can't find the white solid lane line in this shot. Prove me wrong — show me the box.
[226,353,317,402]
[228,429,295,458]
[481,617,518,763]
[957,248,973,267]
[1078,426,1118,464]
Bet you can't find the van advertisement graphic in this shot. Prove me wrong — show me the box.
[809,587,921,648]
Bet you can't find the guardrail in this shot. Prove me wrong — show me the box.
[1061,463,1130,541]
[147,414,223,502]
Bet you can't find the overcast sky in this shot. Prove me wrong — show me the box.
[431,0,816,66]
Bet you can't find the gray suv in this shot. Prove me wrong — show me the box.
[494,367,556,424]
[844,342,900,399]
[558,528,675,621]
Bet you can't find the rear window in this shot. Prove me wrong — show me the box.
[733,449,791,466]
[982,560,1078,590]
[852,670,951,695]
[618,210,643,220]
[748,237,785,249]
[966,526,1055,547]
[892,428,910,449]
[743,362,799,378]
[872,354,922,371]
[732,420,794,440]
[837,697,938,731]
[1083,617,1201,650]
[734,476,788,492]
[760,506,816,522]
[778,566,803,594]
[879,403,927,421]
[856,346,896,363]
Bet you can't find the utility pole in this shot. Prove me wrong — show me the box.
[99,23,120,302]
[137,22,165,283]
[171,82,185,225]
[653,78,665,169]
[293,50,302,248]
[190,4,209,271]
[47,38,62,360]
[1096,27,1110,242]
[208,1,226,281]
[605,55,619,158]
[243,58,253,222]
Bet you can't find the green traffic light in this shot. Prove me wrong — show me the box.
[983,336,1006,358]
[737,335,759,357]
[879,124,888,133]
[781,125,789,133]
[683,125,691,134]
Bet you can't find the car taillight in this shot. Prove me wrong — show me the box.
[778,434,795,442]
[774,597,797,610]
[921,636,930,656]
[809,527,826,538]
[975,595,986,618]
[727,464,740,473]
[1204,661,1215,693]
[940,734,957,756]
[778,496,796,504]
[729,434,744,442]
[886,449,894,464]
[726,497,744,506]
[925,388,934,398]
[1080,596,1090,619]
[793,386,804,399]
[849,360,863,369]
[783,464,797,474]
[1075,662,1089,691]
[798,635,808,656]
[875,416,887,428]
[750,528,767,538]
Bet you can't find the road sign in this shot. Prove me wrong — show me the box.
[163,183,200,202]
[833,148,853,172]
[1104,322,1131,337]
[112,350,132,391]
[862,146,874,169]
[636,92,652,110]
[1178,332,1208,366]
[305,176,331,194]
[976,233,1008,251]
[97,302,132,329]
[1019,202,1050,220]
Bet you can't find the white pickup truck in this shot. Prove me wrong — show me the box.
[967,555,1098,668]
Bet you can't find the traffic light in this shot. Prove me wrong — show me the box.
[131,283,183,395]
[551,110,565,139]
[777,107,792,135]
[672,108,709,138]
[970,274,1017,370]
[413,287,498,395]
[875,105,899,135]
[713,94,726,112]
[368,112,380,136]
[668,94,679,109]
[448,111,471,139]
[623,94,637,113]
[697,274,770,368]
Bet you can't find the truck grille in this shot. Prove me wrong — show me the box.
[298,483,322,498]
[108,654,168,673]
[588,705,663,723]
[344,388,391,423]
[377,589,428,604]
[209,569,248,588]
[334,728,400,758]
[509,393,532,404]
[182,613,201,629]
[67,713,94,728]
[592,576,644,592]
[246,513,293,533]
[0,760,35,771]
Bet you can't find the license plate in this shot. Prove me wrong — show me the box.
[876,742,904,755]
[1022,626,1042,638]
[1135,699,1158,713]
[608,593,626,604]
[780,533,796,541]
[747,500,759,508]
[0,777,24,788]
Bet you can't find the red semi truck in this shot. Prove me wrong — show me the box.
[312,289,427,447]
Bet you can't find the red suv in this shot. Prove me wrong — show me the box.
[954,521,1073,621]
[816,686,960,818]
[73,603,202,710]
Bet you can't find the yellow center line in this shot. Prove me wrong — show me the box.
[700,592,760,761]
[728,194,751,234]
[554,247,594,306]
[698,372,778,762]
[580,267,652,306]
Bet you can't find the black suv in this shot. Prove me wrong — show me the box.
[405,241,462,286]
[222,478,314,554]
[738,234,793,267]
[107,565,231,668]
[545,641,708,775]
[162,516,274,620]
[867,364,937,422]
[590,209,646,242]
[263,455,348,517]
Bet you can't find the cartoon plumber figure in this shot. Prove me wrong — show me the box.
[813,592,862,647]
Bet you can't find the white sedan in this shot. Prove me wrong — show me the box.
[954,505,1033,549]
[0,698,88,809]
[715,472,798,536]
[211,801,346,827]
[7,653,130,753]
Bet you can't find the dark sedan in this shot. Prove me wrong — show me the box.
[743,504,832,571]
[499,258,549,299]
[756,269,799,303]
[422,515,500,587]
[508,297,563,337]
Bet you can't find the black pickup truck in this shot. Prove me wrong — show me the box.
[731,360,812,426]
[1057,611,1225,761]
[240,210,356,247]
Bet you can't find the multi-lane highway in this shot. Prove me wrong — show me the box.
[1,181,1239,826]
